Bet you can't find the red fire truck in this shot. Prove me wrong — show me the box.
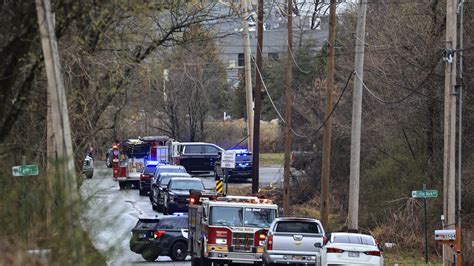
[188,194,278,266]
[111,136,171,189]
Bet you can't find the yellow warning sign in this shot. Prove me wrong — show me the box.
[216,179,223,193]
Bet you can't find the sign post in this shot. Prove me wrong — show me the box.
[221,151,236,195]
[412,185,438,263]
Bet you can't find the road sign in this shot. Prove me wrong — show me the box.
[12,165,39,176]
[221,151,236,169]
[412,190,438,198]
[434,229,456,241]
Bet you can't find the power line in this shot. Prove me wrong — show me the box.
[354,71,416,104]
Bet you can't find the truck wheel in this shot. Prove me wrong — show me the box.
[170,241,187,261]
[191,257,200,266]
[141,249,158,262]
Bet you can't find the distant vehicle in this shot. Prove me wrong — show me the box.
[82,154,94,179]
[320,232,383,266]
[150,172,191,212]
[162,177,206,215]
[263,217,325,265]
[105,148,113,168]
[112,136,171,189]
[172,142,224,175]
[139,162,158,196]
[215,149,253,181]
[129,214,188,262]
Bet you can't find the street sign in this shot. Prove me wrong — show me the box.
[12,165,39,176]
[434,229,456,241]
[221,151,236,169]
[412,190,438,198]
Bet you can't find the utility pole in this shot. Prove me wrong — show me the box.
[36,0,79,260]
[348,0,367,232]
[456,1,464,264]
[36,0,77,200]
[252,0,264,194]
[282,0,293,216]
[242,0,254,152]
[443,0,457,264]
[320,0,337,229]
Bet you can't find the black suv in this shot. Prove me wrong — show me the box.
[150,172,192,212]
[129,215,188,262]
[162,177,206,215]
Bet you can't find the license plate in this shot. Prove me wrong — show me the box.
[139,233,147,239]
[348,251,359,257]
[292,256,302,260]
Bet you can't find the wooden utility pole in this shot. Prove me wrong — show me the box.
[282,0,293,216]
[242,0,254,152]
[36,0,77,200]
[252,0,264,194]
[36,0,79,260]
[320,0,337,228]
[443,0,457,264]
[348,0,367,232]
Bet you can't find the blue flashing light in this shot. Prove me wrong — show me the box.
[229,149,250,154]
[146,160,159,165]
[173,212,185,216]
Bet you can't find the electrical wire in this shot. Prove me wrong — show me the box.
[354,71,416,104]
[287,39,312,74]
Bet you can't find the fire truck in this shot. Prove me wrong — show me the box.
[188,194,278,266]
[111,136,171,189]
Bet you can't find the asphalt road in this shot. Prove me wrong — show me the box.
[80,163,283,266]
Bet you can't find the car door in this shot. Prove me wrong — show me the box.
[182,145,208,171]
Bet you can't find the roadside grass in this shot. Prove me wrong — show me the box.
[260,153,283,166]
[383,250,442,265]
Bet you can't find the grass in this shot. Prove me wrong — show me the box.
[260,153,283,166]
[383,250,442,265]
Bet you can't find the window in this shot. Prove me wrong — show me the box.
[275,221,321,234]
[332,234,375,246]
[204,145,219,154]
[238,53,244,67]
[170,180,204,191]
[184,145,203,154]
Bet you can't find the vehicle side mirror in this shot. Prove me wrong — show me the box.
[314,243,322,248]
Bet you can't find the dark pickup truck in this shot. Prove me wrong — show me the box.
[172,142,224,175]
[215,149,253,181]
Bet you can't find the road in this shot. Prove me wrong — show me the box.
[80,163,283,266]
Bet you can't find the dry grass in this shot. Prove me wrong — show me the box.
[260,153,283,166]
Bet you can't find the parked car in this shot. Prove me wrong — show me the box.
[151,165,188,187]
[139,162,158,196]
[215,149,253,181]
[162,177,206,215]
[172,142,224,175]
[320,232,383,266]
[263,217,325,266]
[105,148,113,168]
[150,172,191,212]
[129,214,188,262]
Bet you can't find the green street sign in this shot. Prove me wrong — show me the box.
[412,190,438,198]
[12,165,39,176]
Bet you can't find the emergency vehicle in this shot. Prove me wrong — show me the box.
[112,136,171,189]
[188,194,278,266]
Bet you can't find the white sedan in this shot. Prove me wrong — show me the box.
[321,232,383,266]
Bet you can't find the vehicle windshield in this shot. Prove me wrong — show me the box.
[143,165,156,175]
[332,234,375,246]
[210,207,276,228]
[157,168,186,175]
[275,221,321,234]
[170,180,204,191]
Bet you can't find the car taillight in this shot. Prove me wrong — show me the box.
[326,247,344,253]
[154,230,165,239]
[267,235,273,250]
[364,250,381,256]
[254,230,268,246]
[140,174,151,180]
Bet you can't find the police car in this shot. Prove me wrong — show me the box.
[129,214,188,262]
